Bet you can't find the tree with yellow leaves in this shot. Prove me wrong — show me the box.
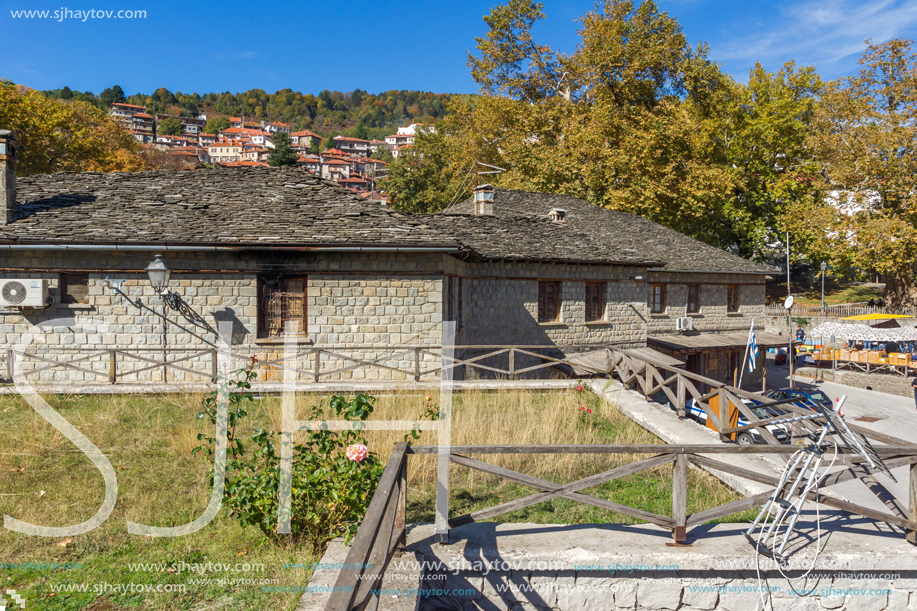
[783,40,917,306]
[0,79,148,176]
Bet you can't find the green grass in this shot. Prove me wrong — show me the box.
[767,279,883,307]
[0,388,755,610]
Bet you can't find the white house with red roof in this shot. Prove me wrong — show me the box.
[264,121,292,134]
[291,129,322,148]
[333,136,370,155]
[207,139,243,163]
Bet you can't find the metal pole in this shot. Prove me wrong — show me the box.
[786,232,791,297]
[788,306,794,389]
[822,269,826,315]
[161,296,168,382]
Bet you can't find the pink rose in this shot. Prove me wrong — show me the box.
[587,409,592,414]
[577,386,583,391]
[346,444,368,462]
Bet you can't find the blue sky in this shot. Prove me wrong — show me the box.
[1,0,915,96]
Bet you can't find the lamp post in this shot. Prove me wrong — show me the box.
[821,262,827,316]
[785,295,795,389]
[146,255,172,382]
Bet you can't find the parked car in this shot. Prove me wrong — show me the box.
[763,388,832,411]
[686,398,791,445]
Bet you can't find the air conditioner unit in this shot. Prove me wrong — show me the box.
[676,317,693,331]
[0,279,49,307]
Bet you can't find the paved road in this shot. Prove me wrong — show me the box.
[758,354,915,518]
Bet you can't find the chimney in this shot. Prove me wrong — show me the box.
[548,208,567,223]
[473,184,494,216]
[0,129,18,225]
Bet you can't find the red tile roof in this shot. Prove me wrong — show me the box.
[111,103,145,109]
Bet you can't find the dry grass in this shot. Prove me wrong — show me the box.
[0,385,748,609]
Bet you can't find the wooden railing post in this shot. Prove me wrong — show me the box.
[109,349,117,384]
[909,462,917,546]
[717,388,728,443]
[672,453,688,543]
[313,349,320,383]
[414,347,420,382]
[210,348,218,383]
[394,454,407,556]
[6,349,13,382]
[509,348,515,377]
[676,375,686,418]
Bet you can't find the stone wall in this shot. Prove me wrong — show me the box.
[0,250,773,384]
[646,272,767,337]
[796,366,915,399]
[0,251,447,383]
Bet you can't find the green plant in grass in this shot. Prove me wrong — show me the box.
[193,360,384,555]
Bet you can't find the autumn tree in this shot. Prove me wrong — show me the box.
[388,0,739,243]
[783,39,917,307]
[0,80,147,175]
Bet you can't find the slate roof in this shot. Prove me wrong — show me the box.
[442,189,775,274]
[2,168,453,247]
[0,168,773,273]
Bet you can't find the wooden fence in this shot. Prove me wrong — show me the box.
[1,343,623,385]
[762,304,917,318]
[323,348,917,611]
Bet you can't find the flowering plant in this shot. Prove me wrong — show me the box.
[194,365,383,555]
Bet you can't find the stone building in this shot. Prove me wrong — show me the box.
[0,130,778,385]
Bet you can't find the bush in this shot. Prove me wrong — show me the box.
[193,359,384,555]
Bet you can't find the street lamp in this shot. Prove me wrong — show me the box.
[146,254,172,381]
[146,254,172,294]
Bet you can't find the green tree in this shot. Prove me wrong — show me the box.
[268,131,299,167]
[99,84,126,106]
[204,116,230,134]
[158,117,183,136]
[784,39,917,306]
[717,62,823,260]
[353,122,368,140]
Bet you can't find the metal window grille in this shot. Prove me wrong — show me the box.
[260,278,306,337]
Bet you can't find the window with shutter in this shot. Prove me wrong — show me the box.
[538,281,560,323]
[650,284,666,314]
[585,282,605,322]
[687,284,700,313]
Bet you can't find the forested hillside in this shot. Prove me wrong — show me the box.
[41,85,462,139]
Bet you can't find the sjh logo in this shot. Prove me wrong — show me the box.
[0,589,26,610]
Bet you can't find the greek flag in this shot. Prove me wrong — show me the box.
[748,323,759,373]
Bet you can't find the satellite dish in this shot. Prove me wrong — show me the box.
[784,296,794,310]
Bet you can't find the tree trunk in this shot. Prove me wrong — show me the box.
[884,269,917,309]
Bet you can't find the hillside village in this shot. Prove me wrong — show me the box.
[109,102,430,204]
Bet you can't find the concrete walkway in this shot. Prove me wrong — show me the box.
[760,356,916,517]
[591,359,914,519]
